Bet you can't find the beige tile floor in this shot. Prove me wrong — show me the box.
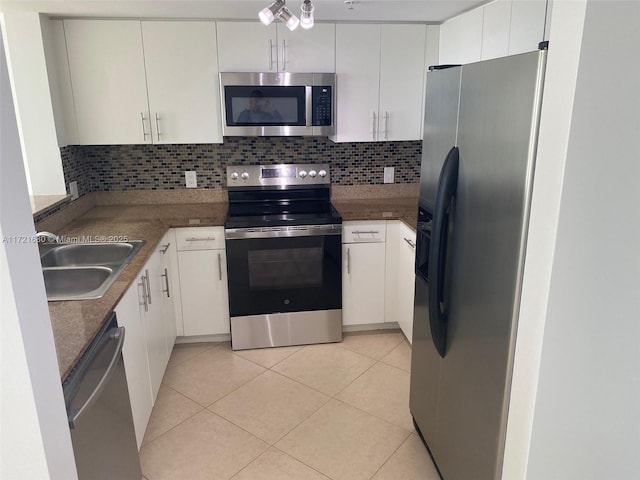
[139,330,440,480]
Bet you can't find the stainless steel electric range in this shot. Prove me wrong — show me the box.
[224,164,342,350]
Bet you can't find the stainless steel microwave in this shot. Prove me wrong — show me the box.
[220,72,335,137]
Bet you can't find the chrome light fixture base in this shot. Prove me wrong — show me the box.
[259,0,315,30]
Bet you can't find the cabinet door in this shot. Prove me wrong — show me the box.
[342,242,386,326]
[41,19,78,146]
[140,252,166,401]
[157,231,177,359]
[115,281,152,449]
[397,224,417,343]
[439,8,483,65]
[64,20,150,145]
[379,24,427,141]
[217,22,277,72]
[508,0,547,55]
[276,23,335,72]
[178,249,230,336]
[332,24,381,143]
[481,0,511,60]
[141,21,222,144]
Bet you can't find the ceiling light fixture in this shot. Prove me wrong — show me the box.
[300,0,315,30]
[259,0,313,31]
[278,5,300,31]
[259,0,286,26]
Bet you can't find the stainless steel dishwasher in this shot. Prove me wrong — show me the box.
[62,313,142,480]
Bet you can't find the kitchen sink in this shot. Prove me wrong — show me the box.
[43,266,113,300]
[40,242,140,267]
[40,240,144,301]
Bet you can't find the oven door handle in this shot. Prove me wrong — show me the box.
[225,225,342,240]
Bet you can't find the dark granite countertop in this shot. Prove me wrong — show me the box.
[50,203,227,380]
[332,197,418,230]
[51,198,417,381]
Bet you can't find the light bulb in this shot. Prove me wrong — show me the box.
[300,0,314,29]
[278,5,300,31]
[259,7,275,25]
[258,0,285,25]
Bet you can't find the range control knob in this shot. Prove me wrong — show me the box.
[299,170,307,178]
[308,170,317,178]
[318,169,327,178]
[241,171,249,180]
[230,171,239,180]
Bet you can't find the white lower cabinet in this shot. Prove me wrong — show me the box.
[114,233,176,448]
[157,230,177,356]
[385,221,417,343]
[115,280,153,450]
[397,223,417,343]
[342,221,387,326]
[175,227,230,336]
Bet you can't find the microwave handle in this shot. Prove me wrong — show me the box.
[305,86,312,128]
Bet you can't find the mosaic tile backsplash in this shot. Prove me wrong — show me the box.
[61,137,421,194]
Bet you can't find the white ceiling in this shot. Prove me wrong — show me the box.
[0,0,487,23]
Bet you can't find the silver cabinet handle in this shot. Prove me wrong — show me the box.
[140,112,149,141]
[160,243,171,254]
[217,252,222,281]
[404,237,416,249]
[353,230,380,235]
[372,111,377,140]
[161,268,170,298]
[68,327,125,429]
[281,39,287,71]
[347,247,351,275]
[154,112,161,141]
[186,236,215,242]
[138,277,148,312]
[144,268,151,305]
[384,111,389,140]
[268,39,275,71]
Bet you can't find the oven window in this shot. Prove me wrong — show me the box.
[226,234,342,317]
[224,85,306,126]
[248,247,323,290]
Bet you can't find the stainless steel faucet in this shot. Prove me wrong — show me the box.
[36,231,60,243]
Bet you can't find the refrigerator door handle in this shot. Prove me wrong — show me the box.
[428,146,459,358]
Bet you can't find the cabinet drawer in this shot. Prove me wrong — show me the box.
[175,227,225,251]
[399,221,416,249]
[343,221,387,243]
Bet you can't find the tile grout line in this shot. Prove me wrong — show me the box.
[366,428,414,480]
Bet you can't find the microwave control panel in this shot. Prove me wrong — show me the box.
[312,86,333,126]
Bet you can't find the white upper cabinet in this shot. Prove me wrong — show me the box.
[41,19,78,146]
[440,0,548,65]
[276,23,335,72]
[64,19,222,145]
[439,8,484,65]
[141,21,222,144]
[333,24,381,143]
[509,0,547,55]
[65,20,150,145]
[217,22,277,72]
[333,24,426,143]
[481,0,512,60]
[217,22,335,73]
[379,24,427,141]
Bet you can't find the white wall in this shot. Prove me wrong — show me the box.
[502,1,588,478]
[0,26,78,480]
[525,1,640,478]
[1,12,66,196]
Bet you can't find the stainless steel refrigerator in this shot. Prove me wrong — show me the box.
[410,49,547,480]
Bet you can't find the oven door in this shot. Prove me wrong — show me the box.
[225,225,342,318]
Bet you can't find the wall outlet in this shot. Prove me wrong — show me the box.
[185,171,197,188]
[69,181,79,200]
[384,166,395,184]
